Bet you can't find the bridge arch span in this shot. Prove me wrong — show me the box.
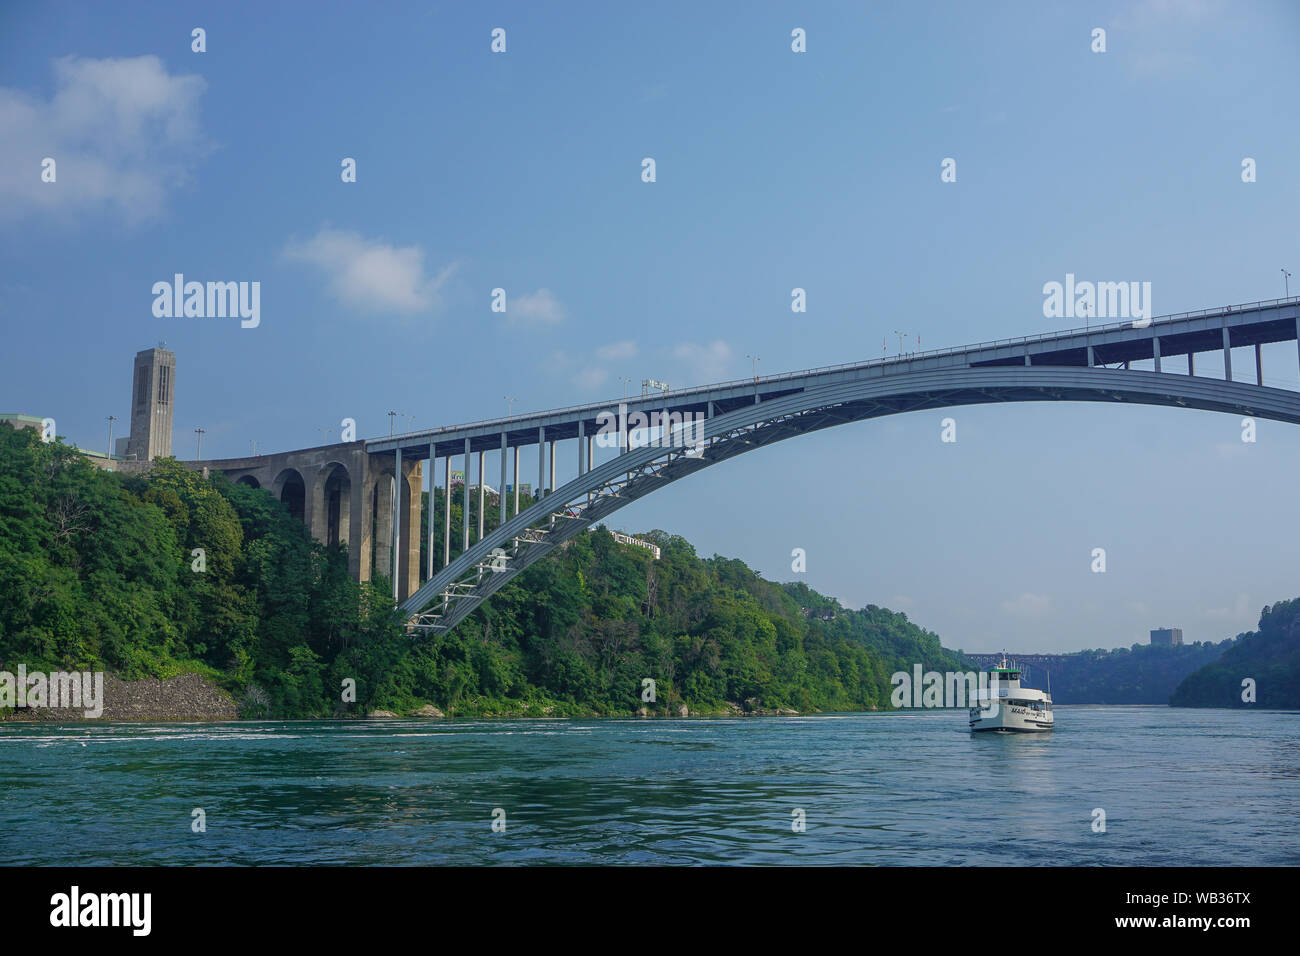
[401,366,1300,635]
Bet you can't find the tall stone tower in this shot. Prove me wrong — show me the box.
[125,346,175,461]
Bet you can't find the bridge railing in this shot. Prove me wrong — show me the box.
[380,295,1300,444]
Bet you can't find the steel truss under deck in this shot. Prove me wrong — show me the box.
[402,365,1300,635]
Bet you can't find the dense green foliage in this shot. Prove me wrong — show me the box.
[1170,598,1300,708]
[0,424,964,718]
[1024,641,1234,704]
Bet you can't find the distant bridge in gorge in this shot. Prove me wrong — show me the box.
[963,654,1073,669]
[187,296,1300,636]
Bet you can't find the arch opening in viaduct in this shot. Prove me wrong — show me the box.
[273,468,307,524]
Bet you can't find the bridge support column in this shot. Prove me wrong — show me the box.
[1256,343,1264,386]
[393,448,401,602]
[538,427,545,497]
[1024,353,1031,366]
[462,438,470,551]
[549,439,556,495]
[398,460,421,602]
[374,473,393,581]
[1223,327,1233,381]
[427,442,435,580]
[512,446,519,516]
[1189,352,1195,376]
[349,461,371,584]
[1152,336,1161,372]
[477,449,485,540]
[308,469,329,545]
[578,420,585,474]
[443,455,452,567]
[499,433,507,527]
[1087,345,1095,366]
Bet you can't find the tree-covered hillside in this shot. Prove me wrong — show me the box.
[0,423,965,718]
[1170,598,1300,708]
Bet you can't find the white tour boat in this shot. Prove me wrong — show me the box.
[969,656,1054,733]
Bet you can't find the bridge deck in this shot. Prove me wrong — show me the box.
[368,296,1300,458]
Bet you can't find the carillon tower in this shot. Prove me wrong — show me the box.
[125,345,175,461]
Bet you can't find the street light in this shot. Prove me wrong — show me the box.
[1284,268,1293,298]
[194,427,205,460]
[504,395,517,417]
[893,330,909,355]
[388,411,399,437]
[105,415,117,459]
[619,376,632,398]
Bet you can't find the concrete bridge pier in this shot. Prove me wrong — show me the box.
[194,441,423,602]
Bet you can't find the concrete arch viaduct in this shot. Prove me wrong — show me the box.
[187,297,1300,635]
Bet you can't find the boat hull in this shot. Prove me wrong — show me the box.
[969,704,1054,733]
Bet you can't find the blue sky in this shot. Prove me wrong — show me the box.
[2,0,1299,653]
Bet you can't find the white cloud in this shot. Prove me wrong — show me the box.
[1212,441,1249,460]
[1001,593,1052,618]
[552,341,638,392]
[672,340,733,383]
[575,366,609,389]
[1114,0,1224,76]
[510,288,565,324]
[1201,593,1252,623]
[0,55,209,224]
[283,227,456,315]
[1118,0,1221,26]
[595,340,637,361]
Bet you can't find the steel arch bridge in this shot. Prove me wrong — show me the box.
[400,365,1300,634]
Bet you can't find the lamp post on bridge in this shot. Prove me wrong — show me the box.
[1284,268,1293,298]
[105,415,116,460]
[194,427,205,460]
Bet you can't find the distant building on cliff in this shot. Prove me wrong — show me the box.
[124,346,175,462]
[1150,627,1184,646]
[3,346,176,474]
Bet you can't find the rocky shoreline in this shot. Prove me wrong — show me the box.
[0,672,238,722]
[1,671,813,722]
